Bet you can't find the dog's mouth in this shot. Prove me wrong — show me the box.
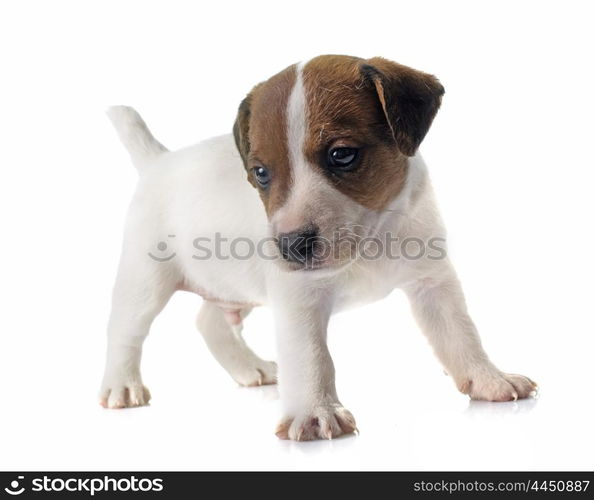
[279,259,329,272]
[275,250,356,274]
[278,258,357,279]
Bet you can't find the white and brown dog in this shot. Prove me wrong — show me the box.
[100,55,537,441]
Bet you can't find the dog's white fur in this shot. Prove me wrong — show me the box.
[100,101,535,440]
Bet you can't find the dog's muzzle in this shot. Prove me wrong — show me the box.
[277,227,319,265]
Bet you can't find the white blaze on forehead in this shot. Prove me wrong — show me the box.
[286,61,308,177]
[275,60,325,233]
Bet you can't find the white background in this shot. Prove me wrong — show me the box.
[1,0,593,471]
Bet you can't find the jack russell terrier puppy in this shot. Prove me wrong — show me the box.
[100,55,537,441]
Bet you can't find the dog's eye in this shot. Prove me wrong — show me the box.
[253,166,271,188]
[327,147,359,171]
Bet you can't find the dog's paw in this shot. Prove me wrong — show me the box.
[232,360,277,387]
[275,405,357,441]
[99,382,151,409]
[458,371,537,402]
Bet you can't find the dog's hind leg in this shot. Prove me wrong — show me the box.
[196,301,277,387]
[99,256,177,409]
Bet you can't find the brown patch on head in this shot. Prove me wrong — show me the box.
[300,55,444,210]
[233,65,296,216]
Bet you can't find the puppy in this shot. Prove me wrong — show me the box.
[100,55,536,441]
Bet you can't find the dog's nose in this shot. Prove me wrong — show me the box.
[277,228,319,264]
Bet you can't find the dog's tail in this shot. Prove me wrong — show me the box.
[106,105,168,168]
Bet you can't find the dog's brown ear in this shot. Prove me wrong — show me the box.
[233,94,252,167]
[361,57,444,156]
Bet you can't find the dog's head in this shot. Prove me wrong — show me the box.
[233,55,444,271]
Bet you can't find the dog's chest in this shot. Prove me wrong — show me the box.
[333,257,404,311]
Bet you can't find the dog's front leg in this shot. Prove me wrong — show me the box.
[272,290,356,441]
[404,265,537,401]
